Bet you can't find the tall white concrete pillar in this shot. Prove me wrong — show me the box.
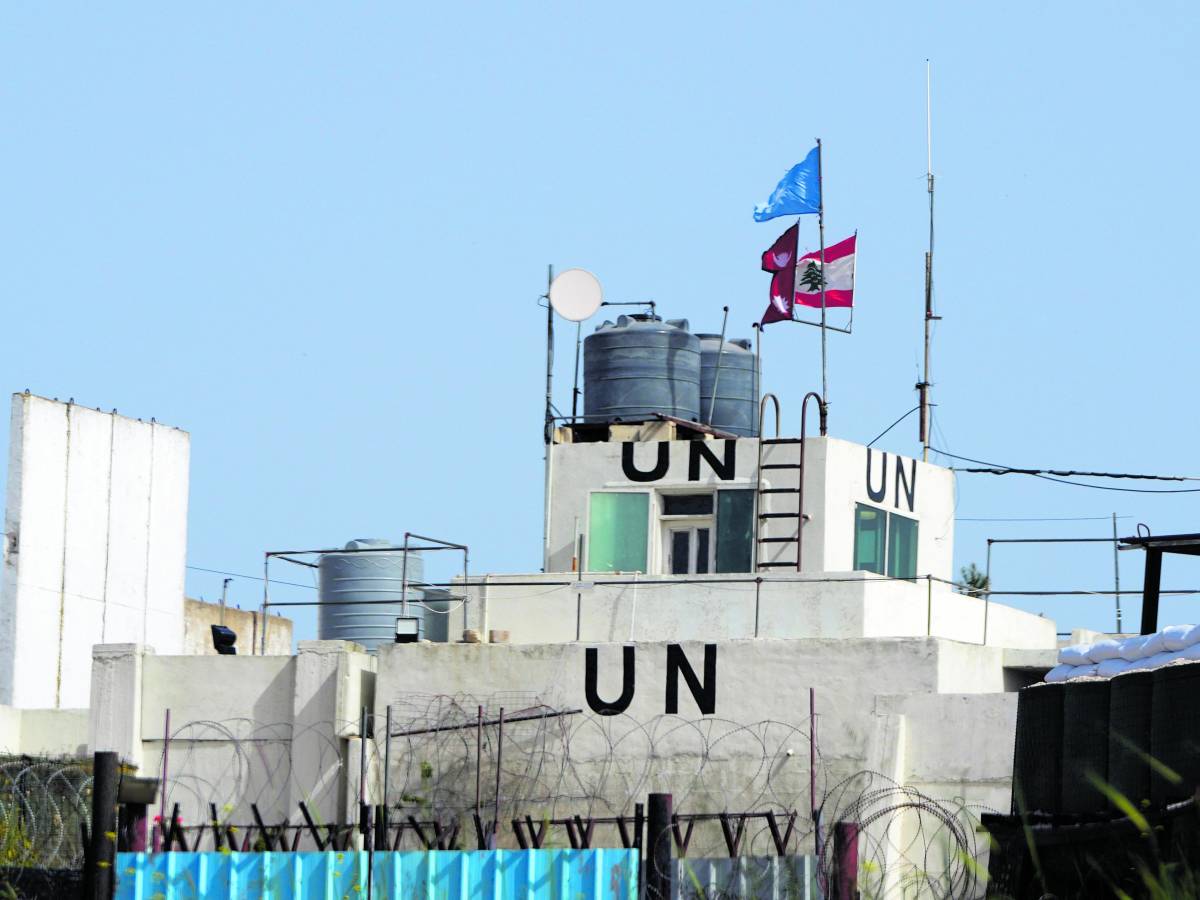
[89,643,154,769]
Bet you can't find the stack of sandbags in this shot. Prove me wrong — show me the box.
[1046,624,1200,683]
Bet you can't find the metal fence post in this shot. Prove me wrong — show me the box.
[646,793,673,900]
[832,821,859,900]
[87,751,119,900]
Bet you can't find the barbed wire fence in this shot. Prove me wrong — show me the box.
[142,692,989,896]
[0,755,92,894]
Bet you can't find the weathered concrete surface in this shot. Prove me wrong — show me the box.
[1,394,189,709]
[182,599,293,656]
[0,703,88,756]
[372,637,1023,853]
[88,640,375,824]
[455,572,1058,650]
[546,435,955,578]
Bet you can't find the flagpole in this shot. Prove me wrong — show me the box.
[816,137,828,405]
[918,60,937,463]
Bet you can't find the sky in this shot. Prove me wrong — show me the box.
[2,1,1199,643]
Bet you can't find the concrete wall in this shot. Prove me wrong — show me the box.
[456,572,1057,650]
[0,394,189,708]
[88,640,375,825]
[77,632,1026,877]
[183,599,294,655]
[0,704,89,757]
[545,435,955,581]
[372,636,1022,860]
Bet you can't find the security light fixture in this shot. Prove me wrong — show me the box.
[395,616,420,643]
[211,624,237,655]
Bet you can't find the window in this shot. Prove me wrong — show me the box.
[668,526,712,574]
[887,513,918,580]
[662,494,714,516]
[715,490,754,573]
[853,505,886,574]
[656,489,755,574]
[588,492,649,572]
[853,504,918,579]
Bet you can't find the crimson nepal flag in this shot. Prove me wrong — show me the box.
[760,223,799,326]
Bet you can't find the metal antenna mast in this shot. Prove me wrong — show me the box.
[917,61,939,462]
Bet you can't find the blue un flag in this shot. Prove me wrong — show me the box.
[753,145,821,222]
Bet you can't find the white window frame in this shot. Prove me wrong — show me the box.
[664,522,715,575]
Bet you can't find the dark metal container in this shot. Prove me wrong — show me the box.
[584,315,701,424]
[697,334,760,437]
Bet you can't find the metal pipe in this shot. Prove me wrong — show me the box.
[759,393,781,438]
[571,321,582,422]
[646,793,674,900]
[808,688,817,834]
[390,707,581,739]
[797,391,827,572]
[753,392,782,572]
[544,265,554,443]
[984,540,992,604]
[159,709,171,837]
[462,545,470,637]
[220,578,231,627]
[491,708,504,850]
[260,555,270,655]
[815,138,828,407]
[705,306,730,426]
[381,703,392,839]
[1113,512,1123,632]
[543,265,555,571]
[357,710,367,854]
[600,300,655,310]
[474,705,483,818]
[403,533,469,551]
[400,533,410,617]
[752,323,762,437]
[982,587,990,646]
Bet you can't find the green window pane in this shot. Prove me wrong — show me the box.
[853,504,885,575]
[588,492,649,572]
[887,512,919,580]
[716,490,754,573]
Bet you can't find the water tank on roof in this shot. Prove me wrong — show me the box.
[698,335,760,437]
[583,315,701,424]
[318,539,424,650]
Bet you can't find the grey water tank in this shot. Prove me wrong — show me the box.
[584,315,701,423]
[698,335,760,437]
[318,539,424,650]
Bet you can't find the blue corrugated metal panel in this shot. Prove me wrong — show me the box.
[116,848,638,899]
[674,855,817,899]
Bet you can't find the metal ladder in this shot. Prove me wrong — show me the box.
[754,392,827,572]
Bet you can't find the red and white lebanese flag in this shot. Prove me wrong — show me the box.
[794,233,856,308]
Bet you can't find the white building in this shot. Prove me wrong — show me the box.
[0,394,189,709]
[0,387,1062,894]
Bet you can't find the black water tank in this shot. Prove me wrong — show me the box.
[583,316,701,424]
[697,334,760,436]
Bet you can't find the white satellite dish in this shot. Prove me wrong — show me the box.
[549,268,603,322]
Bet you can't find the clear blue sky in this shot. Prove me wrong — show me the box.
[3,2,1199,642]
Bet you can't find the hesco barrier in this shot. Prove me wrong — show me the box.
[115,848,638,899]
